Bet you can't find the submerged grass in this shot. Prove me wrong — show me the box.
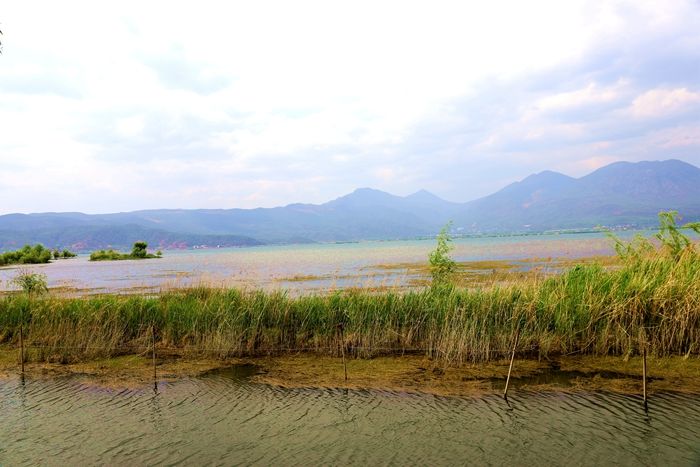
[0,246,698,366]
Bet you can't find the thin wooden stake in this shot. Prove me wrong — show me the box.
[19,321,24,374]
[642,346,647,406]
[503,329,520,399]
[340,325,348,382]
[152,325,157,382]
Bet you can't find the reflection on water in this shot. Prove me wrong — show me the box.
[0,232,627,295]
[1,370,699,465]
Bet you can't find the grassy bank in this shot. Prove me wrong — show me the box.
[1,246,698,366]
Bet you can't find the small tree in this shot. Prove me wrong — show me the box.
[131,241,148,258]
[429,222,456,289]
[10,269,48,370]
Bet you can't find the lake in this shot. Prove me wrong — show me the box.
[1,368,698,465]
[0,231,630,295]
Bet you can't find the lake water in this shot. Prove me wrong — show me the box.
[1,368,699,465]
[0,232,629,295]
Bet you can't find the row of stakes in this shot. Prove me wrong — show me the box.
[502,330,649,410]
[16,322,649,408]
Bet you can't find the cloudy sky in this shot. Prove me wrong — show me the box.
[1,1,699,214]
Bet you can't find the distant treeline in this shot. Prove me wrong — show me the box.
[0,245,77,266]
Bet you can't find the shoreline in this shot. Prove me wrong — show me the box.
[2,349,699,397]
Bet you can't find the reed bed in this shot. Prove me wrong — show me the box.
[1,248,698,366]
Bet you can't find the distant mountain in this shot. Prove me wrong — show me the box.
[1,159,699,251]
[456,159,700,231]
[455,170,577,231]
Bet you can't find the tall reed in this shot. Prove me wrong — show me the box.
[1,245,698,365]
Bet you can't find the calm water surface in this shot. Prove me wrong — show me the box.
[1,369,699,465]
[0,232,631,295]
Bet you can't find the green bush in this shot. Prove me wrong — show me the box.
[89,242,160,261]
[429,222,456,289]
[61,249,77,258]
[0,245,53,266]
[131,241,148,258]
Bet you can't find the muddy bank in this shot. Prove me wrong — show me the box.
[0,348,246,388]
[253,354,700,396]
[2,346,698,396]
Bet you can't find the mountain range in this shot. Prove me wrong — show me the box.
[1,159,699,251]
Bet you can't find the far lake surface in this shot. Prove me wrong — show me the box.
[0,231,643,295]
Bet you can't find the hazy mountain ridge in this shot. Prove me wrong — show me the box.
[0,224,263,251]
[1,159,699,251]
[454,159,700,231]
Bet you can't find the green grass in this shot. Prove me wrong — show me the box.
[1,245,698,365]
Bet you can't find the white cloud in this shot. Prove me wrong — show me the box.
[630,88,700,119]
[114,115,146,139]
[536,81,627,113]
[646,124,700,149]
[1,0,700,212]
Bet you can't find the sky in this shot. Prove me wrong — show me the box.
[1,1,700,214]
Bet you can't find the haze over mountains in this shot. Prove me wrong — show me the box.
[1,159,699,251]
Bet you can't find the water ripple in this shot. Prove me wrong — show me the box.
[1,373,699,466]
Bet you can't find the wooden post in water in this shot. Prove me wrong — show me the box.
[642,346,648,407]
[503,329,519,400]
[152,325,157,382]
[19,321,24,374]
[339,324,348,382]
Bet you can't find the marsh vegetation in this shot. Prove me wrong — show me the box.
[0,244,76,266]
[89,241,162,261]
[0,213,696,374]
[53,249,77,260]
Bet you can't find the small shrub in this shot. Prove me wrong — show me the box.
[61,249,77,258]
[89,242,160,261]
[607,210,700,262]
[429,221,456,289]
[131,241,148,258]
[10,269,48,296]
